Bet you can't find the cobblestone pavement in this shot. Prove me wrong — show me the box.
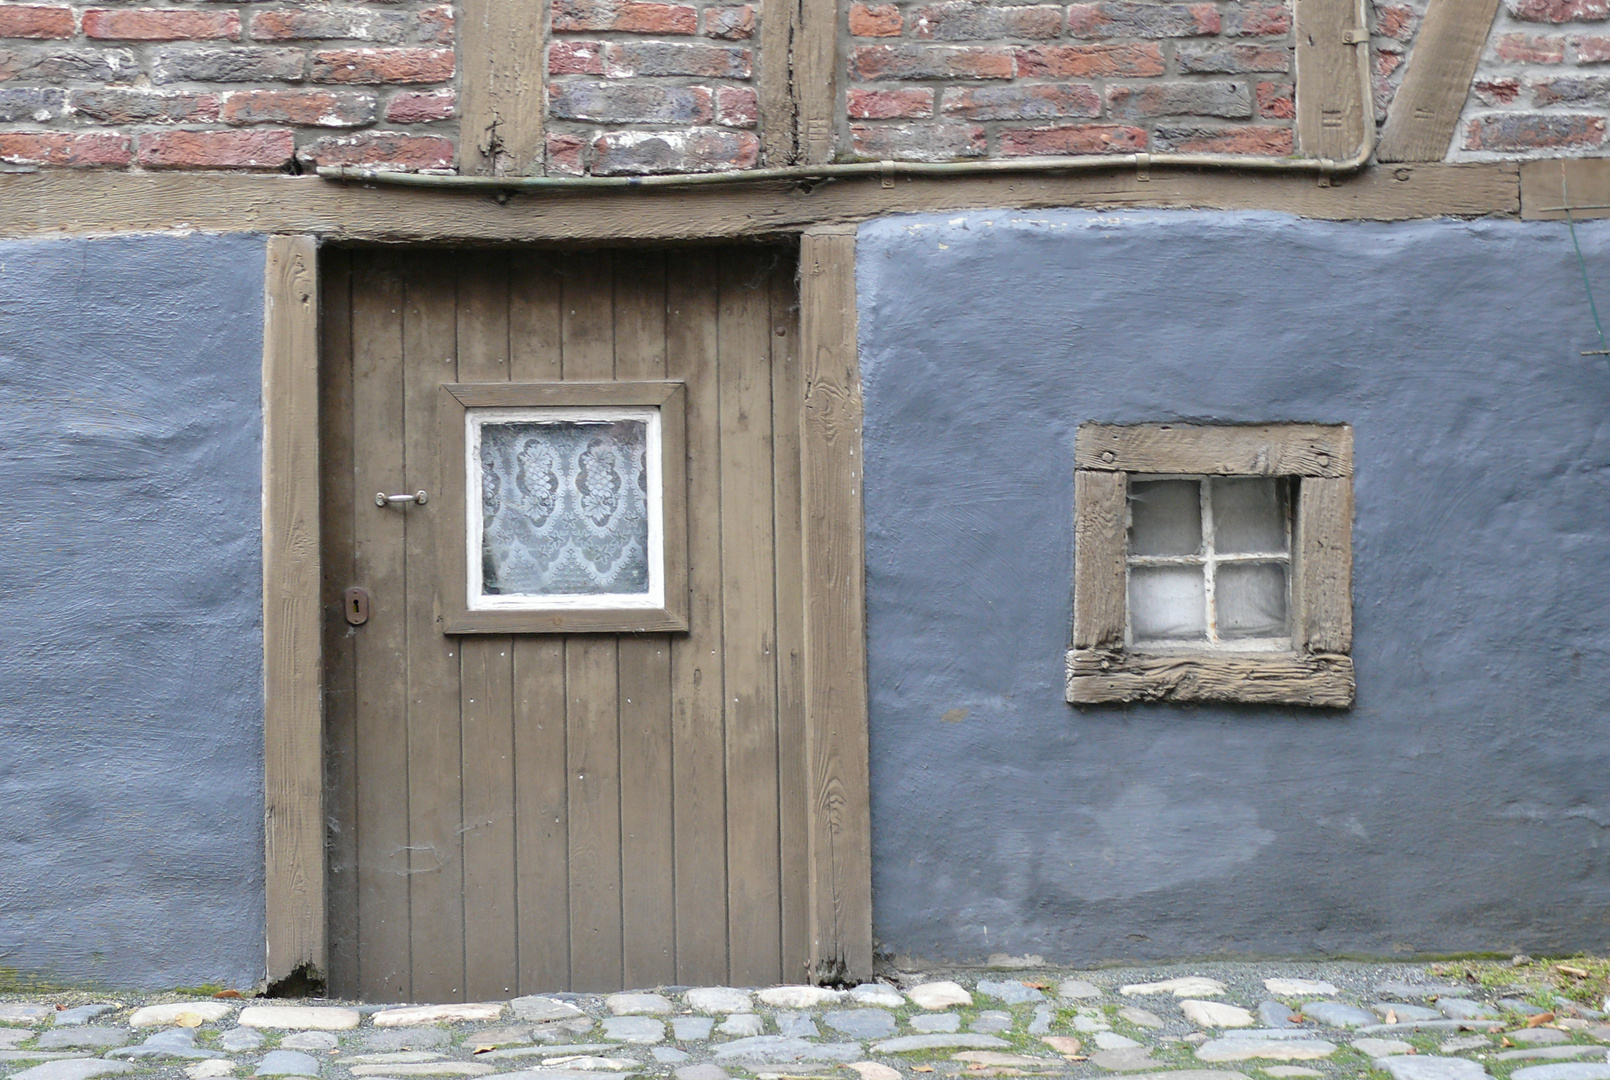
[4,962,1609,1080]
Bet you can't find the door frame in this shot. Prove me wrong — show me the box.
[260,229,872,992]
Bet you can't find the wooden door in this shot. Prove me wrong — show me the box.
[319,245,808,1001]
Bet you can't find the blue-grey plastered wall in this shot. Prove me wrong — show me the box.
[0,232,267,989]
[857,209,1610,963]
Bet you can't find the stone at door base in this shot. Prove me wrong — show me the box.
[848,986,905,1009]
[511,998,586,1024]
[715,1015,763,1038]
[1121,978,1227,998]
[601,1017,664,1044]
[240,1007,361,1031]
[129,1003,235,1028]
[1372,1055,1490,1080]
[364,1029,453,1052]
[904,983,972,1011]
[53,1006,117,1027]
[684,989,752,1015]
[374,1004,506,1027]
[1181,1001,1255,1028]
[256,1051,321,1078]
[670,1017,714,1041]
[605,995,673,1017]
[756,987,842,1009]
[10,1062,136,1080]
[975,980,1043,1005]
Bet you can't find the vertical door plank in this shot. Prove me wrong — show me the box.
[718,252,783,986]
[457,256,520,1000]
[667,251,730,985]
[401,255,468,1002]
[349,255,414,1002]
[508,256,571,993]
[319,250,360,999]
[767,250,811,982]
[797,229,874,983]
[560,253,624,992]
[613,252,678,989]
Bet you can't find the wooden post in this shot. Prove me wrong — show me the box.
[460,0,546,174]
[797,226,873,984]
[262,235,325,986]
[1377,0,1502,163]
[1295,0,1367,161]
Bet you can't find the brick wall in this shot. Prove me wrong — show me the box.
[544,0,758,174]
[841,0,1295,160]
[0,0,455,170]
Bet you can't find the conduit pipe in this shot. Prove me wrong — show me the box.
[320,0,1373,193]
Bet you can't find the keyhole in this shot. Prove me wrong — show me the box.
[343,586,370,626]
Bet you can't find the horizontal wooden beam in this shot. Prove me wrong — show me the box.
[0,163,1519,242]
[1521,157,1610,221]
[1067,649,1355,707]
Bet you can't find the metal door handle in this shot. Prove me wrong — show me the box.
[376,490,428,507]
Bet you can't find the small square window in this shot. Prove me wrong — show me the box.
[1067,424,1354,706]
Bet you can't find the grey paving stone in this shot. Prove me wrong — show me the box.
[510,998,586,1024]
[968,1012,1012,1035]
[221,1028,266,1052]
[1442,1036,1493,1052]
[715,1015,763,1038]
[1371,1003,1442,1022]
[671,1017,714,1041]
[653,1047,690,1063]
[37,1028,128,1050]
[606,994,674,1017]
[823,1010,896,1040]
[8,1062,135,1080]
[1439,999,1500,1020]
[1300,1002,1374,1028]
[1059,980,1102,1000]
[1089,1048,1159,1072]
[1258,1002,1300,1028]
[1511,1028,1572,1045]
[710,1036,863,1063]
[1195,1040,1336,1062]
[683,989,752,1015]
[479,1044,614,1061]
[674,1065,728,1080]
[775,1012,818,1039]
[469,1027,534,1049]
[870,1035,1009,1054]
[1496,1048,1610,1062]
[1373,983,1472,1000]
[0,1006,55,1025]
[601,1017,664,1045]
[51,1007,115,1028]
[0,1030,32,1049]
[1224,1030,1324,1042]
[1027,1004,1053,1035]
[1372,1056,1489,1080]
[908,1014,960,1034]
[282,1031,340,1051]
[975,980,1044,1005]
[256,1051,321,1078]
[1510,1067,1610,1080]
[364,1029,452,1052]
[1353,1039,1416,1057]
[534,1019,596,1040]
[113,1029,226,1061]
[0,1052,93,1062]
[1502,999,1555,1017]
[1095,1033,1142,1050]
[1119,1007,1164,1029]
[847,985,905,1009]
[1357,1020,1504,1035]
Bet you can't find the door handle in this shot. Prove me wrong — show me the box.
[375,490,428,507]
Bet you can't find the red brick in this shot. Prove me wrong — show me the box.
[703,5,751,38]
[551,0,696,33]
[941,82,1100,120]
[1373,5,1414,40]
[1107,80,1251,119]
[1015,42,1163,77]
[913,2,1062,40]
[220,88,375,126]
[0,44,134,81]
[1496,32,1565,62]
[849,120,984,159]
[0,6,72,39]
[250,9,407,42]
[139,128,292,168]
[550,80,714,122]
[847,86,934,118]
[1068,2,1218,39]
[310,47,453,83]
[416,5,452,43]
[547,131,585,174]
[1176,43,1289,73]
[715,84,756,125]
[997,122,1145,155]
[384,88,453,121]
[1255,80,1293,118]
[1471,77,1521,106]
[1531,74,1610,105]
[590,127,758,173]
[299,130,454,169]
[605,40,749,76]
[1226,4,1289,35]
[83,8,238,40]
[1576,35,1610,63]
[1151,124,1293,154]
[1510,0,1609,21]
[1464,112,1606,150]
[849,43,1014,80]
[70,87,220,122]
[0,129,128,165]
[849,2,900,35]
[549,39,604,73]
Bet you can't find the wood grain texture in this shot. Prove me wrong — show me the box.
[796,0,836,163]
[797,228,873,984]
[1071,470,1126,651]
[1377,0,1502,163]
[1066,649,1355,706]
[1295,0,1367,160]
[318,250,360,1000]
[1296,475,1354,654]
[263,234,325,986]
[0,165,1521,243]
[459,0,545,174]
[758,0,800,164]
[1075,424,1353,477]
[1521,157,1610,220]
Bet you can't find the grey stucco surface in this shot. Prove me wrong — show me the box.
[0,232,267,988]
[857,210,1610,963]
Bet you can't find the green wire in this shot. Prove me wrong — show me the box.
[1564,172,1610,358]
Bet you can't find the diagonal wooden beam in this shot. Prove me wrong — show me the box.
[1376,0,1503,162]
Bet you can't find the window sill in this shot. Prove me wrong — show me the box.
[1065,647,1355,707]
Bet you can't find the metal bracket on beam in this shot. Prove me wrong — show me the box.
[1135,153,1150,183]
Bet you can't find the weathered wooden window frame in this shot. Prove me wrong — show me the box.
[437,380,689,635]
[1067,423,1355,707]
